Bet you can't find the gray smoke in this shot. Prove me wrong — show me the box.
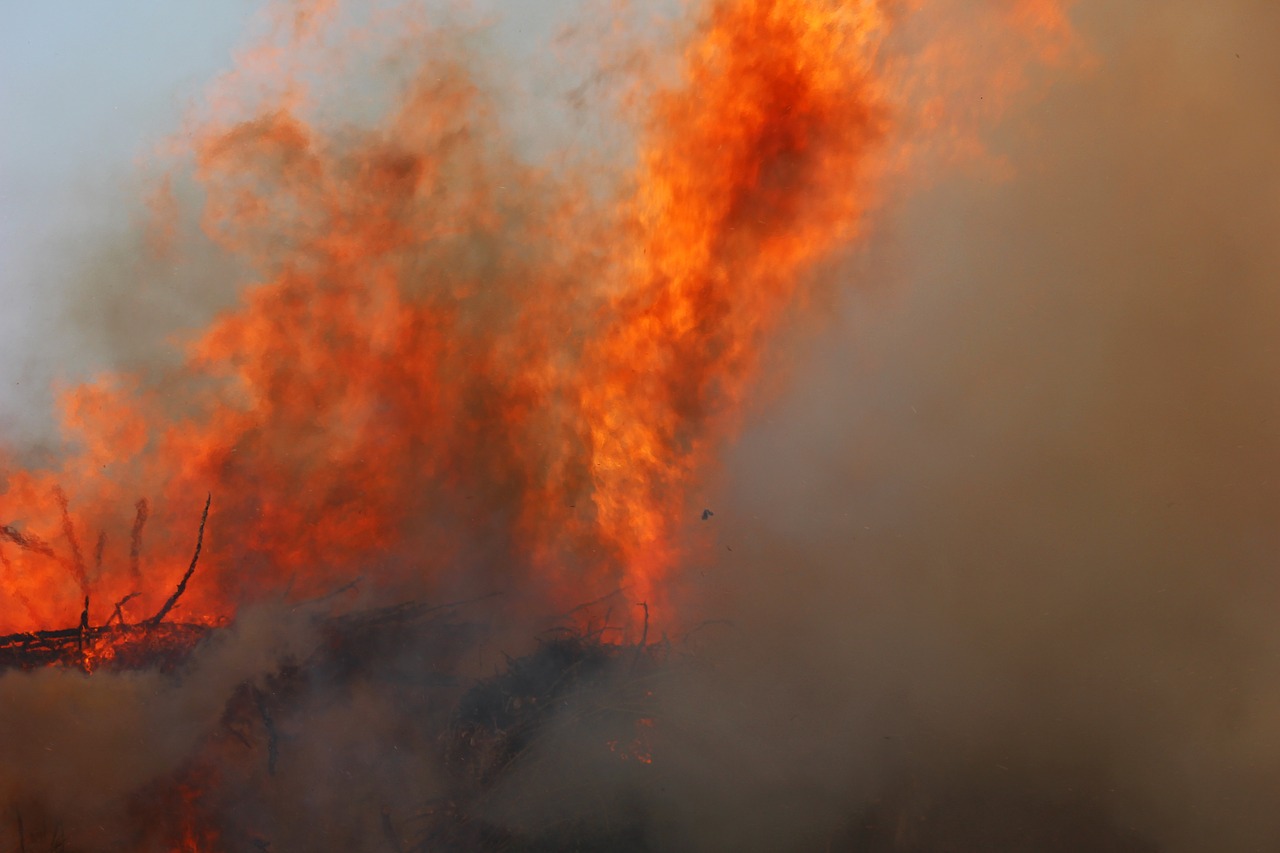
[666,1,1280,849]
[4,1,1279,850]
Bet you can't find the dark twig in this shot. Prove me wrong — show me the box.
[77,596,90,656]
[298,576,364,609]
[92,532,106,581]
[631,602,649,672]
[677,618,736,644]
[107,592,141,627]
[129,498,149,584]
[0,525,55,558]
[53,486,87,593]
[146,494,211,626]
[555,587,630,620]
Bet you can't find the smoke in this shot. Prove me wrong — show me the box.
[3,0,1279,850]
[657,0,1280,849]
[0,604,319,849]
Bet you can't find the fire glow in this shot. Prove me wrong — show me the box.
[0,0,1085,848]
[0,0,1072,636]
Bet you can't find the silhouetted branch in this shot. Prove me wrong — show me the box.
[146,494,211,626]
[77,596,90,654]
[129,498,149,584]
[0,525,55,558]
[92,531,106,580]
[53,486,87,592]
[107,592,141,626]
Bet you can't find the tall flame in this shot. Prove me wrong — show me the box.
[0,0,1075,634]
[565,0,888,611]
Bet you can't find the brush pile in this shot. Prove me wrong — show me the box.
[0,493,667,851]
[0,495,213,673]
[416,632,664,852]
[1,590,666,852]
[0,619,208,673]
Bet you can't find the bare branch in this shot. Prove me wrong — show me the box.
[53,486,87,593]
[0,525,55,558]
[146,494,211,626]
[92,531,106,580]
[107,592,141,627]
[129,498,149,584]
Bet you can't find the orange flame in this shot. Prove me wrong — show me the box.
[166,774,223,853]
[0,0,1076,635]
[561,0,889,612]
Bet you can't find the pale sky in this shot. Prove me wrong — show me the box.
[0,1,599,446]
[0,2,262,440]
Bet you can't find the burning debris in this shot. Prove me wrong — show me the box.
[0,474,673,847]
[1,484,668,849]
[0,520,666,851]
[0,495,211,673]
[0,620,208,675]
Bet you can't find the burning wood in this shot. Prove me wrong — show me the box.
[0,620,208,674]
[0,495,211,673]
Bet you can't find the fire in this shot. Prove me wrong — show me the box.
[0,0,1075,635]
[162,773,222,853]
[567,0,888,612]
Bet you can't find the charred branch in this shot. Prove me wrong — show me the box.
[129,498,149,584]
[106,592,141,627]
[631,601,649,672]
[92,531,106,581]
[52,486,87,594]
[0,622,210,672]
[0,525,56,558]
[77,597,89,654]
[145,494,211,627]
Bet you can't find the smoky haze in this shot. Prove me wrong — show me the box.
[2,0,1279,851]
[664,0,1280,850]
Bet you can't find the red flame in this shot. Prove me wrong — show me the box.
[164,773,223,853]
